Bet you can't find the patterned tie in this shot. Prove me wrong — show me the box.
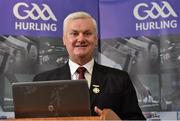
[76,67,86,79]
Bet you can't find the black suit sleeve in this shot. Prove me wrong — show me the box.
[91,63,146,120]
[33,64,71,82]
[119,72,145,120]
[33,70,54,81]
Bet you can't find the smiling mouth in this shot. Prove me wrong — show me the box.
[75,45,87,47]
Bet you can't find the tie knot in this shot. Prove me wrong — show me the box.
[76,67,86,79]
[76,67,86,74]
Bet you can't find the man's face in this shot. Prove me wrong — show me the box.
[63,18,97,64]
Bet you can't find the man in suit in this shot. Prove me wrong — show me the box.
[33,11,145,120]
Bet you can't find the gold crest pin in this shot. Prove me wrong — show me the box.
[92,85,100,94]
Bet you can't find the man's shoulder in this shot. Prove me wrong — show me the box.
[33,64,68,81]
[96,63,128,75]
[96,63,132,90]
[38,67,62,75]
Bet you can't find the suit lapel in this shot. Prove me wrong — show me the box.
[90,62,107,105]
[59,62,107,106]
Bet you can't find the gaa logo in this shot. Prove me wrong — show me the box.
[133,1,178,20]
[13,2,57,21]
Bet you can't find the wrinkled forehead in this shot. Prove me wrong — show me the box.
[64,15,97,32]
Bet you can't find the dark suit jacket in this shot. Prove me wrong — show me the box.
[33,61,145,120]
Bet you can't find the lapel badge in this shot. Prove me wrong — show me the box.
[92,85,100,94]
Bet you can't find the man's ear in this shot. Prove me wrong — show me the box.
[63,36,66,46]
[95,40,98,47]
[95,36,98,46]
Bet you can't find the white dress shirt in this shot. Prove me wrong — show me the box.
[68,59,94,88]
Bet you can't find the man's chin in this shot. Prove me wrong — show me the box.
[76,54,86,58]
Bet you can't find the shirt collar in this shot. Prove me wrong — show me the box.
[68,58,94,75]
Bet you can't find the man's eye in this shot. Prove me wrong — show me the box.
[70,32,78,36]
[84,32,92,36]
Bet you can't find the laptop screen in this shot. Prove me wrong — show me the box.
[12,80,91,118]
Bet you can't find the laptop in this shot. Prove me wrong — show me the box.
[12,80,91,118]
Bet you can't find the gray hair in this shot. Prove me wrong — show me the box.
[63,11,97,34]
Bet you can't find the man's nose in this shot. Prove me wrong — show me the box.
[77,33,85,42]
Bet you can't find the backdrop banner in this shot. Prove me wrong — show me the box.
[100,0,180,39]
[0,0,99,119]
[0,0,99,37]
[99,0,180,120]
